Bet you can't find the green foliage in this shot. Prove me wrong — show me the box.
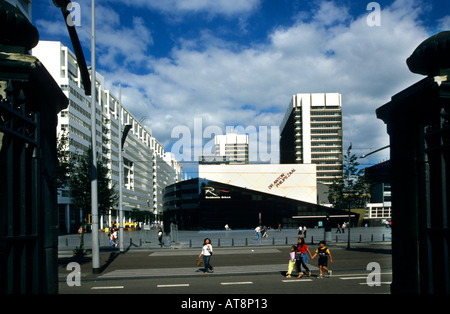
[130,208,155,223]
[73,245,87,257]
[328,143,373,209]
[68,149,119,217]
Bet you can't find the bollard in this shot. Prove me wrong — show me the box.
[272,237,275,245]
[66,238,69,246]
[336,235,338,243]
[140,238,142,246]
[218,238,221,247]
[311,236,314,245]
[383,234,385,241]
[190,239,192,248]
[246,238,248,246]
[371,234,374,242]
[232,238,234,246]
[285,237,288,245]
[359,234,362,243]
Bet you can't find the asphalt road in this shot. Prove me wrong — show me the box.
[58,242,392,296]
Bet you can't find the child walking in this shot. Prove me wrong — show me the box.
[296,237,312,278]
[311,241,333,278]
[285,245,297,278]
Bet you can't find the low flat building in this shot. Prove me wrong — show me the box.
[163,178,352,230]
[199,163,317,204]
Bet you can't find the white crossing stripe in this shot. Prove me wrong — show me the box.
[91,286,124,290]
[157,284,190,288]
[220,281,253,285]
[339,276,367,280]
[282,279,313,283]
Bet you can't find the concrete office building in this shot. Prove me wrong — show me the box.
[215,132,249,164]
[33,41,182,233]
[280,93,344,185]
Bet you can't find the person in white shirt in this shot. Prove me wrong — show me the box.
[198,238,214,273]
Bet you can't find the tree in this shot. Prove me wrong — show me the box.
[67,148,119,255]
[69,148,119,220]
[130,208,155,224]
[56,132,73,189]
[328,143,372,210]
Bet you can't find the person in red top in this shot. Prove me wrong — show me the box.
[296,237,313,278]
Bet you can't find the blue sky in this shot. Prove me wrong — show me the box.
[32,0,450,177]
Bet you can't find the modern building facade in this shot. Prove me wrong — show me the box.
[280,93,343,185]
[199,163,317,204]
[364,160,392,224]
[32,41,182,233]
[162,178,352,230]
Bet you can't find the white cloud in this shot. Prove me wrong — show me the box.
[110,0,261,18]
[37,0,442,165]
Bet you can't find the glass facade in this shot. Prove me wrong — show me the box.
[163,178,351,230]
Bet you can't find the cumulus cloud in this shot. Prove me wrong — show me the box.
[119,1,428,158]
[36,0,443,166]
[109,0,261,18]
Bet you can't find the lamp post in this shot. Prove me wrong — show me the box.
[118,84,124,252]
[90,0,100,273]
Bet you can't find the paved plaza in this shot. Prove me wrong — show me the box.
[58,226,392,253]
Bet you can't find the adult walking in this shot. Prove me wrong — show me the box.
[255,226,261,240]
[199,238,214,274]
[296,237,312,278]
[157,227,163,247]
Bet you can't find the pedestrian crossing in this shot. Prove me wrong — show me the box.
[99,263,314,279]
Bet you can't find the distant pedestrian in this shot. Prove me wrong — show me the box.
[311,241,333,278]
[109,229,117,247]
[285,245,297,278]
[298,226,303,237]
[158,227,163,247]
[255,226,261,240]
[303,225,307,238]
[296,238,312,278]
[198,238,214,273]
[342,222,346,233]
[262,226,268,238]
[336,223,342,233]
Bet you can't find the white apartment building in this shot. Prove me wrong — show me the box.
[33,41,182,233]
[280,93,344,185]
[215,133,249,164]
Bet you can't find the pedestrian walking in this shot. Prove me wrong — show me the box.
[255,226,261,240]
[336,223,342,233]
[311,241,333,278]
[158,227,163,247]
[285,245,297,278]
[342,222,346,233]
[296,237,312,278]
[262,226,268,238]
[198,238,214,273]
[298,225,303,237]
[303,225,307,238]
[109,229,117,247]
